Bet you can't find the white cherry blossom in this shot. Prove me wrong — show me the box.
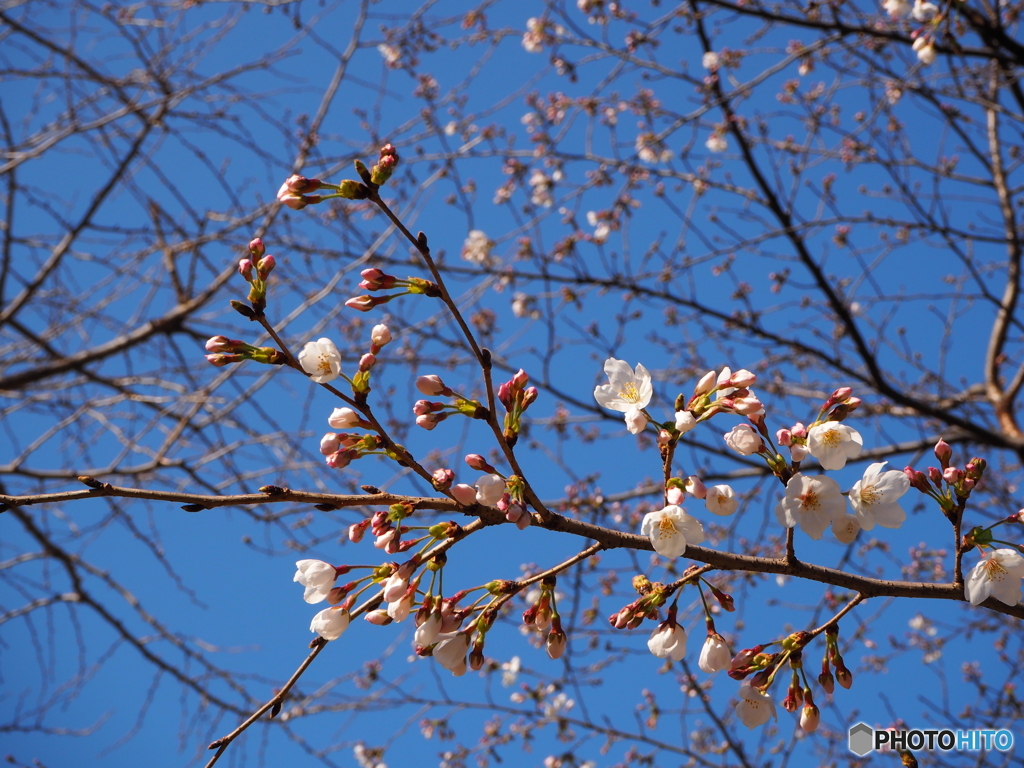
[594,358,653,434]
[310,606,350,641]
[883,0,911,16]
[702,51,720,70]
[849,462,910,530]
[775,474,846,540]
[831,513,861,544]
[475,474,506,506]
[736,684,776,728]
[724,423,763,455]
[433,632,471,674]
[698,632,731,673]
[675,410,697,434]
[298,338,342,383]
[965,549,1024,606]
[911,0,938,21]
[641,505,705,558]
[807,421,863,470]
[705,484,738,516]
[647,622,687,661]
[294,559,337,603]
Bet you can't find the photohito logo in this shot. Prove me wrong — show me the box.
[848,723,1014,756]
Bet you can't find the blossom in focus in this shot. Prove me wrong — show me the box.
[647,621,687,661]
[698,632,731,673]
[298,338,342,383]
[475,474,506,506]
[415,613,442,646]
[736,684,776,728]
[310,606,351,641]
[705,484,738,516]
[641,505,705,558]
[594,358,653,435]
[849,462,910,530]
[807,421,862,470]
[328,407,363,429]
[724,423,763,455]
[371,324,392,348]
[964,549,1024,606]
[774,473,846,540]
[433,632,471,675]
[675,410,697,434]
[294,559,338,603]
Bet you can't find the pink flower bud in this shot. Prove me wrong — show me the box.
[320,433,341,455]
[733,395,764,415]
[256,254,275,280]
[205,335,238,353]
[325,449,354,469]
[829,386,852,404]
[927,466,943,486]
[359,353,376,372]
[416,413,443,430]
[238,259,254,282]
[729,369,757,388]
[694,370,717,396]
[371,324,392,347]
[684,476,706,499]
[205,353,244,366]
[416,375,448,396]
[512,368,529,389]
[432,468,455,489]
[521,387,539,407]
[248,238,266,258]
[666,486,684,505]
[359,267,395,290]
[818,668,835,694]
[348,520,369,542]
[904,466,930,492]
[328,407,362,429]
[345,295,377,312]
[364,609,392,625]
[943,466,964,484]
[934,439,952,468]
[546,629,567,659]
[451,484,478,505]
[791,422,807,439]
[465,454,493,471]
[776,428,792,446]
[800,704,820,733]
[414,399,442,416]
[284,174,322,193]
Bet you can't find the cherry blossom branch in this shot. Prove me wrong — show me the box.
[203,516,490,766]
[6,483,1018,619]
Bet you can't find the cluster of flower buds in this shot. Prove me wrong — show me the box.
[412,374,489,430]
[347,268,442,313]
[320,431,383,470]
[349,324,392,397]
[905,439,987,519]
[677,367,761,423]
[817,386,862,423]
[522,576,558,633]
[204,335,286,367]
[276,173,370,210]
[233,238,277,314]
[608,576,667,629]
[496,474,531,529]
[497,369,539,447]
[370,143,400,186]
[368,503,418,554]
[821,624,853,691]
[776,422,809,461]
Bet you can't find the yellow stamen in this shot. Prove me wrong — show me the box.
[820,428,842,447]
[657,515,678,539]
[618,382,641,404]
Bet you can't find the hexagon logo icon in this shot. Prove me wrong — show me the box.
[848,722,874,756]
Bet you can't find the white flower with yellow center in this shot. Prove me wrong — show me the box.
[594,358,653,434]
[849,461,910,530]
[807,421,863,470]
[775,473,846,540]
[640,504,704,558]
[298,337,342,383]
[965,549,1024,606]
[831,512,861,544]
